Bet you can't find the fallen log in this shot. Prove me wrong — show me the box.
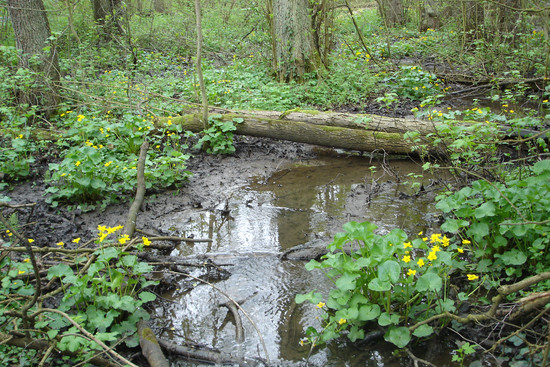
[168,110,428,154]
[166,109,546,155]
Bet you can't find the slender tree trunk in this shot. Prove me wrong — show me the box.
[376,0,405,27]
[7,0,60,114]
[195,0,208,128]
[92,0,124,40]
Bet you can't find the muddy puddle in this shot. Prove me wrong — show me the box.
[146,154,450,366]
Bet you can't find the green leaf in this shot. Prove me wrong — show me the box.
[378,312,399,326]
[336,273,358,291]
[384,326,411,348]
[358,304,381,321]
[295,291,323,305]
[47,263,74,279]
[348,325,365,342]
[474,201,496,218]
[412,324,433,338]
[415,272,442,292]
[139,291,156,303]
[498,249,527,266]
[368,277,391,292]
[378,260,401,284]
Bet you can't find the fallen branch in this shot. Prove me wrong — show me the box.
[137,321,170,367]
[124,140,149,237]
[30,308,139,367]
[0,331,120,367]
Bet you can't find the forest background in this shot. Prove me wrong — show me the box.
[0,0,549,366]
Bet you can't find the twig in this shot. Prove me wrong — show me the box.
[405,348,437,367]
[0,211,41,335]
[30,308,139,367]
[181,272,271,365]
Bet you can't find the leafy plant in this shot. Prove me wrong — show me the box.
[45,111,192,209]
[296,221,474,349]
[436,159,550,278]
[0,225,157,362]
[194,114,243,154]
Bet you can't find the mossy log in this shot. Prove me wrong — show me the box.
[168,110,434,154]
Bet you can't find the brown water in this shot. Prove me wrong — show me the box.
[149,156,455,366]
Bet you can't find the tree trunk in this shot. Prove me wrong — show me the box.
[376,0,405,27]
[92,0,124,39]
[7,0,60,115]
[269,0,326,82]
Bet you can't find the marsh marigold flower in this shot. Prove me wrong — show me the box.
[457,247,464,254]
[142,237,151,246]
[427,251,437,261]
[316,302,325,309]
[338,318,347,325]
[407,269,416,276]
[403,242,412,248]
[72,238,80,244]
[417,258,425,267]
[462,239,471,245]
[402,255,411,263]
[467,274,479,281]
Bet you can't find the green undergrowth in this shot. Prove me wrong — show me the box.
[0,225,157,364]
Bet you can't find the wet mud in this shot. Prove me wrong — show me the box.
[2,135,449,366]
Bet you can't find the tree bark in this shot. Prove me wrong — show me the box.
[168,110,438,154]
[269,0,331,82]
[92,0,124,39]
[7,0,60,114]
[376,0,405,27]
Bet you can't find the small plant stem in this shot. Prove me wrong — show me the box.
[194,0,208,129]
[0,211,41,336]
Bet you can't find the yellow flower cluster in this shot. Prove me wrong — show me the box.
[97,224,124,242]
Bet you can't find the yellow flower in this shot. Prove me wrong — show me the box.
[407,269,416,276]
[402,255,411,263]
[23,258,30,263]
[77,114,85,122]
[56,241,64,246]
[142,236,151,246]
[430,233,441,243]
[441,236,450,247]
[427,251,437,261]
[28,239,34,243]
[98,225,107,232]
[457,247,464,253]
[6,230,12,237]
[72,238,80,244]
[462,239,471,245]
[18,134,23,139]
[98,233,108,242]
[118,234,130,244]
[18,270,25,275]
[316,302,325,309]
[75,161,81,167]
[338,318,347,325]
[432,245,441,253]
[403,242,412,248]
[104,161,113,167]
[418,231,423,236]
[467,274,479,281]
[417,258,425,267]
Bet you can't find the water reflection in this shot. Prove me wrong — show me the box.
[153,157,438,366]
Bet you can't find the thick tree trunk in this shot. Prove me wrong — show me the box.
[270,0,318,82]
[169,110,438,154]
[7,0,60,114]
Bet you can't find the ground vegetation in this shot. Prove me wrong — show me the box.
[0,0,549,365]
